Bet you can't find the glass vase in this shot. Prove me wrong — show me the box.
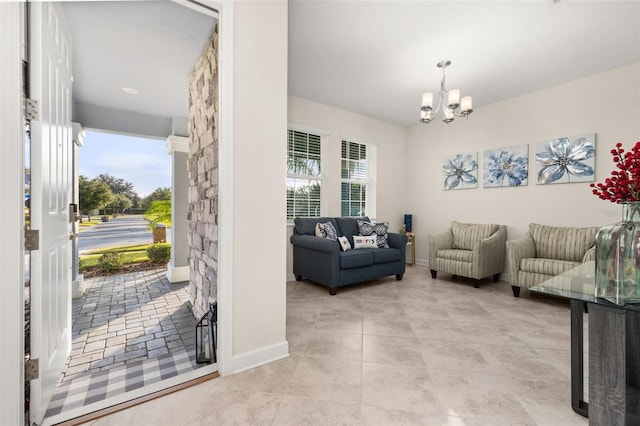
[595,202,640,305]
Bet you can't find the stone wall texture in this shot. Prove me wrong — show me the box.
[187,25,218,319]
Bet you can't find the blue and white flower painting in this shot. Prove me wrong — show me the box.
[536,134,595,185]
[483,145,528,188]
[442,152,478,190]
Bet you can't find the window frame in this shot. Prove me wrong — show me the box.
[286,124,328,222]
[340,135,377,218]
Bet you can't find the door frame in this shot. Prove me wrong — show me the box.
[211,0,233,377]
[0,2,26,426]
[0,0,235,423]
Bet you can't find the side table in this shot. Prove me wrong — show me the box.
[406,234,415,266]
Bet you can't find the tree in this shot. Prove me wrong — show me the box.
[112,193,132,215]
[97,173,138,210]
[130,193,142,209]
[78,176,114,221]
[145,200,172,229]
[141,187,171,209]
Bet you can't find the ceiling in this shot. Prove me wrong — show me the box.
[61,1,640,132]
[61,1,216,129]
[288,1,640,127]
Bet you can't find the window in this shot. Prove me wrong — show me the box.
[287,129,325,220]
[341,139,376,217]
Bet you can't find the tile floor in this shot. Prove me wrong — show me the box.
[82,265,588,425]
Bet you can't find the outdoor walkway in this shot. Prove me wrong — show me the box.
[66,268,197,381]
[44,268,208,419]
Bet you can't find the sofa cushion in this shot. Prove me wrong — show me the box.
[294,217,339,236]
[437,249,473,263]
[336,216,369,245]
[520,257,581,276]
[340,250,374,269]
[529,223,598,262]
[451,221,498,250]
[373,248,402,264]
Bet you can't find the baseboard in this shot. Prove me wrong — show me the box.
[286,273,296,282]
[72,275,85,299]
[166,265,189,283]
[415,258,428,267]
[232,340,289,374]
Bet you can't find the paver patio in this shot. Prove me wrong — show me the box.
[64,267,198,382]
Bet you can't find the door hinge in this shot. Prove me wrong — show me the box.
[25,357,39,381]
[24,97,39,121]
[25,229,39,251]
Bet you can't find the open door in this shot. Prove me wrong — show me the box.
[28,2,74,424]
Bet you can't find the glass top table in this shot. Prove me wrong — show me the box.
[530,260,640,423]
[530,260,640,312]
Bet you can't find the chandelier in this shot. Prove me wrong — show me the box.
[420,60,473,125]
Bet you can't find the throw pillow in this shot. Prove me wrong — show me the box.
[338,235,352,251]
[316,221,338,241]
[353,235,378,249]
[357,220,390,248]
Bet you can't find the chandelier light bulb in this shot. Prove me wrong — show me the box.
[447,89,460,110]
[443,108,454,124]
[421,92,433,111]
[461,96,473,116]
[420,109,432,123]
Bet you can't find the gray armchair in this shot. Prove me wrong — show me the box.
[428,221,507,288]
[506,223,598,297]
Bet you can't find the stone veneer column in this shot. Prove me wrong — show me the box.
[166,135,190,283]
[187,25,218,319]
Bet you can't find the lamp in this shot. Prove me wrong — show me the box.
[420,60,473,126]
[195,302,217,364]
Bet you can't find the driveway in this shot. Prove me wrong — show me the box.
[79,215,172,253]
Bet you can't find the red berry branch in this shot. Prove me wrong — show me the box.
[590,141,640,203]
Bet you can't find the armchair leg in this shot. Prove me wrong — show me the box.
[493,273,500,282]
[511,286,521,298]
[395,274,404,281]
[430,270,437,279]
[329,288,337,296]
[474,282,479,289]
[295,274,303,281]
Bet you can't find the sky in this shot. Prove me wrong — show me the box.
[79,130,171,198]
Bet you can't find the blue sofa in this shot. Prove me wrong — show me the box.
[290,217,408,295]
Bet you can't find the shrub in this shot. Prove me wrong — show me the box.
[147,243,171,263]
[78,258,88,272]
[97,251,125,272]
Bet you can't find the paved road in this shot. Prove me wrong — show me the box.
[78,215,172,253]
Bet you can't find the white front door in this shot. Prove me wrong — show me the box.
[29,3,74,424]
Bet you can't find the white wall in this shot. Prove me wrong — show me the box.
[406,62,640,266]
[231,0,288,369]
[286,96,408,279]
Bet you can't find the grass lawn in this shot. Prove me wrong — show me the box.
[78,218,102,231]
[79,243,154,270]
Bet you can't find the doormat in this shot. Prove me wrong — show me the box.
[45,348,206,418]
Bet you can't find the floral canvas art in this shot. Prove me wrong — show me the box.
[535,133,595,185]
[442,152,478,190]
[483,145,528,188]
